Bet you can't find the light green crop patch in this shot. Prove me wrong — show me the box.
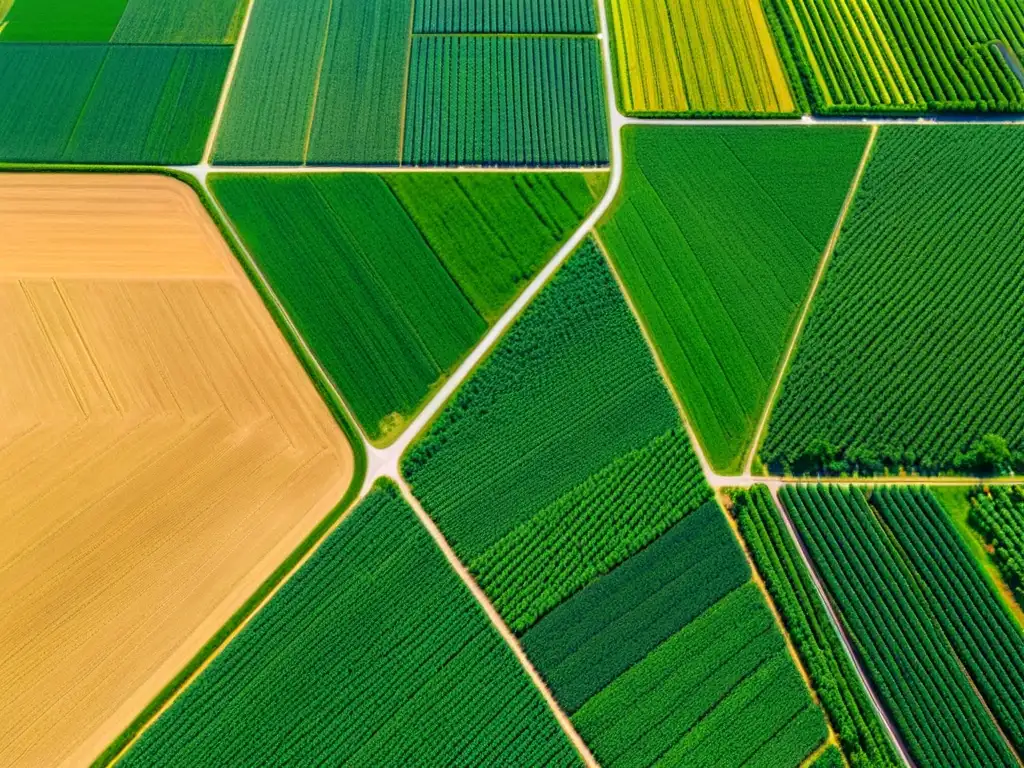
[0,0,128,41]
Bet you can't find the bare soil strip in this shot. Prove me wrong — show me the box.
[0,174,354,768]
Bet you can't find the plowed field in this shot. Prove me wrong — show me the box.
[0,174,354,767]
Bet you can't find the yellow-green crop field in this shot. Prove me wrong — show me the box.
[610,0,796,115]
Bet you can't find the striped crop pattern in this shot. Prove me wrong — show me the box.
[611,0,796,115]
[767,0,1024,112]
[414,0,596,33]
[403,35,609,166]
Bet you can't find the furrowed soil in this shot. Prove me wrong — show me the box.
[0,174,354,767]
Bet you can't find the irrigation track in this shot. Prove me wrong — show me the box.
[742,125,879,475]
[767,487,916,767]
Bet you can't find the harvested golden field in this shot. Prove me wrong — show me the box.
[0,174,354,767]
[610,0,796,114]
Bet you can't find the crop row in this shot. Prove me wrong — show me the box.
[118,483,581,766]
[573,583,826,767]
[765,0,1024,113]
[782,485,1017,766]
[873,487,1024,756]
[212,172,596,442]
[609,0,797,116]
[413,0,596,33]
[969,487,1024,609]
[763,126,1024,474]
[521,501,750,713]
[403,35,609,167]
[732,486,900,767]
[0,43,228,163]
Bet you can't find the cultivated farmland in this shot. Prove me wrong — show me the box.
[600,126,868,472]
[763,126,1024,475]
[0,174,354,767]
[732,486,900,767]
[970,487,1024,611]
[572,580,827,767]
[414,0,596,33]
[609,0,798,115]
[766,0,1024,112]
[403,35,609,166]
[211,172,598,441]
[782,485,1020,766]
[119,482,581,767]
[0,44,229,163]
[112,0,247,44]
[0,0,128,40]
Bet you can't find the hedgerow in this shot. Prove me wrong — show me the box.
[969,486,1024,609]
[732,486,900,767]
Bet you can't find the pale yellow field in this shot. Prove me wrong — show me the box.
[0,174,354,767]
[611,0,796,114]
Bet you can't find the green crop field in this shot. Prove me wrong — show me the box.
[521,501,750,713]
[732,486,900,767]
[211,172,596,441]
[403,35,608,166]
[0,44,228,163]
[766,0,1024,113]
[782,485,1020,766]
[112,0,246,43]
[306,0,411,164]
[403,241,681,560]
[599,126,868,473]
[970,487,1024,612]
[413,0,596,33]
[117,483,581,767]
[572,583,827,767]
[386,173,599,320]
[763,126,1024,475]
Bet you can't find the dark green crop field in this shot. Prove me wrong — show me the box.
[764,126,1024,475]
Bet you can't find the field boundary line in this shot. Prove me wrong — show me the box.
[202,0,257,164]
[180,164,611,174]
[300,0,335,163]
[396,478,599,767]
[395,0,418,165]
[767,486,915,767]
[742,125,878,475]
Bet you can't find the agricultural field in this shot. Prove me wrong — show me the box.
[731,486,901,767]
[210,172,599,442]
[403,35,609,166]
[118,482,581,766]
[599,126,868,472]
[0,44,229,163]
[970,487,1024,612]
[608,0,799,115]
[414,0,596,33]
[765,0,1024,112]
[763,126,1024,475]
[782,485,1024,766]
[0,173,354,767]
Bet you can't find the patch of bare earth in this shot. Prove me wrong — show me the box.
[0,174,354,767]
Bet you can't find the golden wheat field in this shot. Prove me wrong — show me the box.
[611,0,795,114]
[0,174,354,767]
